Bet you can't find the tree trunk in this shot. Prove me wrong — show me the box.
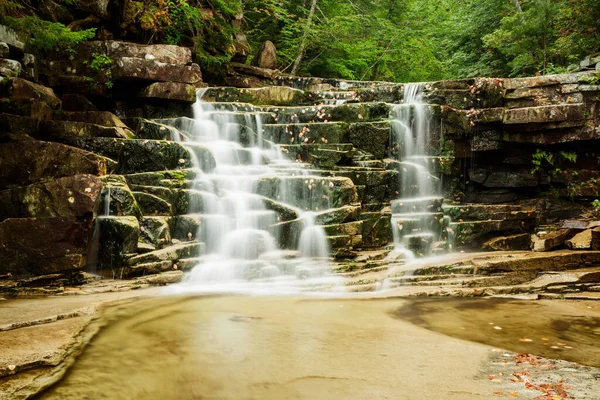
[291,0,318,75]
[512,0,523,13]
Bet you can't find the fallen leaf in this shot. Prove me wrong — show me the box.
[509,392,518,397]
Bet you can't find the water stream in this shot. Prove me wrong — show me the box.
[162,91,339,293]
[389,83,446,256]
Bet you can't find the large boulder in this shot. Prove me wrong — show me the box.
[0,140,109,189]
[251,41,277,70]
[112,57,202,84]
[78,41,193,65]
[0,175,102,220]
[0,217,94,277]
[138,82,196,102]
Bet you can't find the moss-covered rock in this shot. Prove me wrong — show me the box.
[96,216,140,274]
[204,86,309,106]
[134,191,173,215]
[348,121,390,159]
[71,138,206,174]
[140,216,172,248]
[99,175,142,218]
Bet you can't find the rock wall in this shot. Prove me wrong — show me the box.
[2,21,600,286]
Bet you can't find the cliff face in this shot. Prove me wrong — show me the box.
[1,19,600,290]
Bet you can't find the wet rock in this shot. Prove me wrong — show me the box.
[0,59,21,77]
[0,42,7,58]
[465,189,519,204]
[169,215,201,241]
[251,41,277,69]
[313,205,361,225]
[482,233,531,251]
[360,210,392,248]
[0,140,109,189]
[138,82,196,102]
[99,175,141,218]
[0,175,102,220]
[263,122,348,145]
[261,197,299,222]
[4,78,61,108]
[96,216,140,274]
[134,191,173,215]
[348,122,390,159]
[127,242,203,266]
[270,218,303,249]
[124,170,196,189]
[72,138,201,174]
[139,270,184,285]
[112,58,202,84]
[256,176,357,211]
[140,216,172,248]
[452,220,532,247]
[0,217,93,277]
[531,229,577,252]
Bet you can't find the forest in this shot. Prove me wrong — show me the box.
[2,0,600,82]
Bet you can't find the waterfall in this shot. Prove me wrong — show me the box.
[166,90,338,293]
[389,83,445,256]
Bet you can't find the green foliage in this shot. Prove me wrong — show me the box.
[532,149,577,174]
[90,53,113,89]
[3,16,96,55]
[592,199,600,212]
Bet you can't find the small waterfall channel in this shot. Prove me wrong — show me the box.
[164,90,339,293]
[389,83,448,256]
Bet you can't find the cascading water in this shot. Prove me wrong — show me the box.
[165,89,339,293]
[389,83,446,256]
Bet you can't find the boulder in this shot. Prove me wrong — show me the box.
[131,118,182,141]
[0,140,109,189]
[169,215,201,241]
[112,57,202,84]
[79,41,193,65]
[0,175,102,220]
[203,86,307,106]
[251,41,277,70]
[0,217,93,277]
[565,229,596,250]
[503,104,586,125]
[55,111,132,132]
[138,82,196,102]
[37,120,130,143]
[140,216,172,247]
[531,229,576,252]
[0,59,21,77]
[4,78,61,108]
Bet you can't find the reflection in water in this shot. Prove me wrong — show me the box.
[40,296,600,400]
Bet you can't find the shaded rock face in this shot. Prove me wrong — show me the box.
[0,217,94,277]
[0,141,108,189]
[0,175,102,220]
[251,41,277,70]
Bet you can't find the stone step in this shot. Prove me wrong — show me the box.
[263,122,348,145]
[450,219,533,246]
[392,212,446,235]
[262,102,391,124]
[328,234,362,249]
[279,143,355,167]
[323,221,363,236]
[443,203,537,222]
[391,196,444,214]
